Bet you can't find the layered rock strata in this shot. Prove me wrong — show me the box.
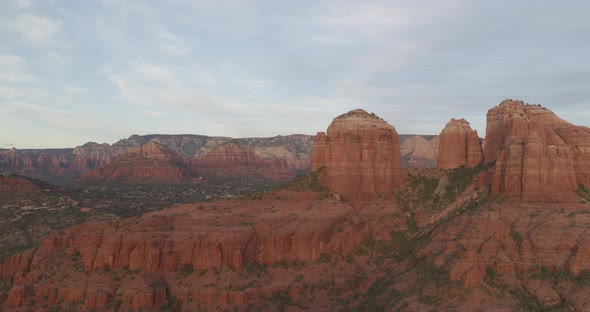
[483,100,590,202]
[437,118,483,169]
[311,109,404,200]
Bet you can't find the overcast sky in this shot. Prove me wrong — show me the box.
[1,0,589,148]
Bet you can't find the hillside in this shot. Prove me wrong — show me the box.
[2,100,588,311]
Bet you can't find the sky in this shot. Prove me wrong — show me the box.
[1,0,589,148]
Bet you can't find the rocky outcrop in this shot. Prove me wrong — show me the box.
[195,143,292,180]
[0,174,60,195]
[400,135,439,169]
[0,134,314,184]
[0,191,363,309]
[0,148,73,178]
[72,142,119,170]
[2,133,445,184]
[437,118,483,169]
[483,100,590,202]
[311,109,405,200]
[81,142,193,183]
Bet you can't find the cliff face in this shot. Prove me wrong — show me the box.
[483,100,590,203]
[0,148,73,178]
[399,135,439,170]
[0,133,441,184]
[81,142,194,183]
[0,191,366,310]
[311,109,404,200]
[195,143,292,180]
[0,135,315,184]
[437,118,483,169]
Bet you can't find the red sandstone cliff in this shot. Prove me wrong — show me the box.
[399,135,439,170]
[0,148,72,177]
[483,100,590,202]
[437,118,483,169]
[311,109,405,200]
[0,135,315,184]
[82,142,194,183]
[195,143,294,180]
[0,191,372,310]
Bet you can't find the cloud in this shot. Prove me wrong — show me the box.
[61,86,88,94]
[16,0,33,9]
[0,86,19,99]
[0,13,61,45]
[309,34,351,45]
[145,111,163,118]
[316,4,414,30]
[106,62,225,114]
[156,30,192,56]
[0,55,35,83]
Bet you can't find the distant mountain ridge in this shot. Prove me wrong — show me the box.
[0,133,439,184]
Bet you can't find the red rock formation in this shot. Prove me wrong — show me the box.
[437,118,483,169]
[72,142,119,170]
[197,143,258,165]
[0,174,60,195]
[483,100,590,202]
[82,142,193,183]
[194,142,300,180]
[0,191,366,309]
[311,109,405,200]
[0,148,72,177]
[0,134,314,184]
[399,135,439,170]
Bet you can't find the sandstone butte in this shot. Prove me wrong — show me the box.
[484,99,590,203]
[311,109,405,200]
[437,118,483,169]
[3,101,590,311]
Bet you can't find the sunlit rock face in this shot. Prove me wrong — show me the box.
[437,118,483,170]
[311,109,404,201]
[484,99,590,203]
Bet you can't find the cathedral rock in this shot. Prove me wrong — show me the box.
[484,100,590,203]
[437,118,483,169]
[311,109,405,200]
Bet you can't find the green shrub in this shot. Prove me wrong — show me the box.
[273,260,290,269]
[180,264,194,276]
[317,253,332,263]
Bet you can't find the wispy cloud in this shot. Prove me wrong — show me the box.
[309,34,351,45]
[0,86,19,99]
[145,111,164,118]
[0,55,35,83]
[16,0,33,9]
[107,61,223,113]
[0,13,62,45]
[61,86,88,94]
[1,0,589,147]
[156,30,192,56]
